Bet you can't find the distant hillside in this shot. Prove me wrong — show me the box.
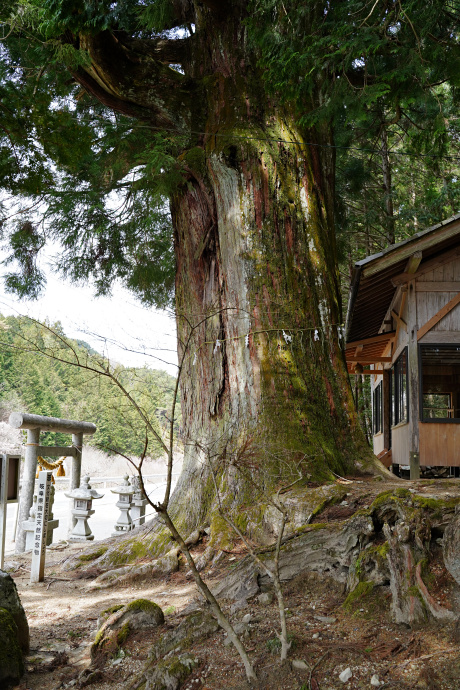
[0,314,178,458]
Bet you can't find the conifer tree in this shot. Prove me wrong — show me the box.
[0,1,459,533]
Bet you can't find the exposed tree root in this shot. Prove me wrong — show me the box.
[65,480,460,631]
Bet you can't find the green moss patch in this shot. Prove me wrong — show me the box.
[127,599,164,619]
[116,622,130,646]
[77,546,108,563]
[343,581,374,612]
[102,604,124,616]
[0,607,24,686]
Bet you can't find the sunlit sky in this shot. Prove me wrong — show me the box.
[0,258,179,375]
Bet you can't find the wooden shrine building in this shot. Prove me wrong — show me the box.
[345,213,460,479]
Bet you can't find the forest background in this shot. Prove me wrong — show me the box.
[0,314,178,458]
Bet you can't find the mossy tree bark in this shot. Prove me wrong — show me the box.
[66,2,378,538]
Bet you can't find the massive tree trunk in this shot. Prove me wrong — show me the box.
[68,2,378,541]
[165,10,376,533]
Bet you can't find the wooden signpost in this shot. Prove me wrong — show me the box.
[30,470,52,584]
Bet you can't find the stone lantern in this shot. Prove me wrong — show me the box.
[130,475,148,528]
[65,475,103,542]
[111,475,134,536]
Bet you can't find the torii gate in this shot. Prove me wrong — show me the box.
[9,412,96,553]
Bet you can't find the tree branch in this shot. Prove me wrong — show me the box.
[71,67,148,120]
[72,31,193,132]
[199,0,232,15]
[126,35,192,65]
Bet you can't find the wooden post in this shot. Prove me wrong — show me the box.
[0,454,9,569]
[69,432,83,534]
[30,470,52,584]
[15,428,40,553]
[383,368,391,453]
[407,280,420,479]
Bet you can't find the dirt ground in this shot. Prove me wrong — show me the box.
[5,477,460,690]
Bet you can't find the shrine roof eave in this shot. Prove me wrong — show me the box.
[345,213,460,344]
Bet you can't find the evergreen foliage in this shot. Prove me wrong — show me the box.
[0,314,177,455]
[0,1,459,305]
[247,1,460,282]
[0,0,460,464]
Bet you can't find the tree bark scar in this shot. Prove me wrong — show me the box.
[325,378,336,416]
[253,182,263,232]
[284,213,294,254]
[261,155,270,217]
[262,285,274,327]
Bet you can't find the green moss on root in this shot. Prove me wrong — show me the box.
[101,604,124,617]
[77,546,108,563]
[343,581,374,611]
[116,623,130,646]
[127,599,164,618]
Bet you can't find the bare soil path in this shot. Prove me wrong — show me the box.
[5,477,460,690]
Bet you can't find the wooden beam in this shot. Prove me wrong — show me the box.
[416,282,460,292]
[345,331,396,349]
[392,245,460,286]
[417,291,460,341]
[347,356,393,363]
[407,280,420,480]
[405,250,423,275]
[348,369,385,375]
[391,310,407,331]
[390,250,423,290]
[382,369,391,452]
[363,220,460,278]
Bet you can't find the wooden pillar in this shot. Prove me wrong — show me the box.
[69,432,83,534]
[383,368,391,452]
[0,455,9,569]
[16,428,40,553]
[407,280,420,479]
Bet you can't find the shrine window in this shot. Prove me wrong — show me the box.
[373,382,383,434]
[420,344,460,422]
[391,349,408,426]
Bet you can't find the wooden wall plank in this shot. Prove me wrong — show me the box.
[419,330,460,343]
[373,433,385,456]
[416,282,460,291]
[391,424,410,465]
[417,268,435,282]
[453,258,460,280]
[392,244,460,285]
[444,260,455,281]
[434,297,460,331]
[420,423,460,466]
[417,292,460,340]
[433,263,445,281]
